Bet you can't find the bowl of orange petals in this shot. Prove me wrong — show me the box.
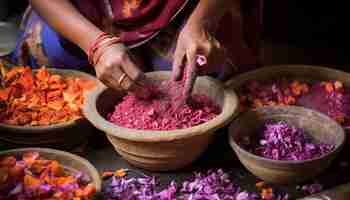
[0,148,101,199]
[0,66,98,149]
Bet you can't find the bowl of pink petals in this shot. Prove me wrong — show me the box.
[84,71,239,171]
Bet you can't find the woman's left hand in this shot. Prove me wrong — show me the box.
[171,21,226,97]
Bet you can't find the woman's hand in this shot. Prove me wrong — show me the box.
[172,21,226,97]
[94,43,148,94]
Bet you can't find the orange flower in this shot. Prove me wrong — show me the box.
[0,66,96,126]
[334,81,343,90]
[101,171,114,179]
[261,187,273,199]
[49,160,65,177]
[115,169,127,177]
[253,99,263,108]
[23,152,39,166]
[290,81,302,96]
[283,96,296,105]
[24,174,42,188]
[324,82,334,93]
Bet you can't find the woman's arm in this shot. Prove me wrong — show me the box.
[172,0,237,100]
[29,0,147,95]
[29,0,102,53]
[187,0,235,31]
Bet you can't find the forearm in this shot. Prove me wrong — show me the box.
[187,0,237,30]
[29,0,103,53]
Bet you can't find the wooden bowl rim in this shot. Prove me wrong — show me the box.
[0,147,102,192]
[225,64,350,89]
[0,68,99,132]
[228,106,346,165]
[83,71,239,142]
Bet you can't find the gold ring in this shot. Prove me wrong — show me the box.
[118,73,127,86]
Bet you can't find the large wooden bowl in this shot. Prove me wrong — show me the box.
[225,64,350,143]
[229,106,345,184]
[0,148,102,194]
[83,71,239,171]
[0,69,98,150]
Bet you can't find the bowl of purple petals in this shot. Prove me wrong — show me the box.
[229,106,345,184]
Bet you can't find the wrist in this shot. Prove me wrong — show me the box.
[87,32,122,66]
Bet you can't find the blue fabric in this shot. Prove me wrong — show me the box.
[10,11,88,69]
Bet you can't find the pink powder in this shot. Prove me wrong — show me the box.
[107,81,221,130]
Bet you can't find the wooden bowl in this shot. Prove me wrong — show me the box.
[83,71,239,171]
[225,64,350,143]
[0,69,98,150]
[0,148,102,194]
[229,106,345,184]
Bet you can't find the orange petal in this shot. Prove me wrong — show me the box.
[24,174,42,188]
[324,82,334,93]
[8,164,25,181]
[82,183,97,199]
[50,161,64,177]
[23,152,40,165]
[101,171,114,179]
[334,81,343,90]
[114,169,127,177]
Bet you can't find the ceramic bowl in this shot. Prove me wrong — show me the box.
[84,71,239,171]
[0,69,98,150]
[225,64,350,144]
[0,148,102,194]
[229,106,345,184]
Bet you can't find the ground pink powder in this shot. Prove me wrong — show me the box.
[107,82,221,130]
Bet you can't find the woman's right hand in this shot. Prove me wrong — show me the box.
[94,43,147,92]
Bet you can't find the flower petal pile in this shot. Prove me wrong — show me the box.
[107,82,220,130]
[242,122,334,161]
[0,67,96,126]
[0,152,96,200]
[239,79,350,125]
[103,169,288,200]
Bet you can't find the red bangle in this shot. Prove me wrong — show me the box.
[92,37,121,65]
[87,32,111,64]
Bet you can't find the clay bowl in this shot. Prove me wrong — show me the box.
[225,64,350,142]
[0,148,102,195]
[0,69,98,150]
[229,106,345,184]
[84,71,239,171]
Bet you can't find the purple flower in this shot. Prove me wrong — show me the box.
[247,122,334,161]
[302,183,323,194]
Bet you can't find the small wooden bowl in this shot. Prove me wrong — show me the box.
[84,71,239,171]
[0,148,102,194]
[229,106,345,184]
[0,69,98,150]
[225,64,350,143]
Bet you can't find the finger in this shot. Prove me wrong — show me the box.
[103,65,125,90]
[171,47,185,81]
[121,55,145,83]
[183,49,198,98]
[121,57,151,98]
